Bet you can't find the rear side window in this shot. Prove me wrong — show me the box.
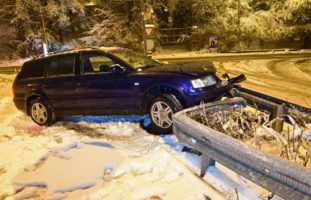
[47,54,76,77]
[19,59,46,79]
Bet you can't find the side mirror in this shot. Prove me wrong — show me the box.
[222,73,230,79]
[111,64,125,74]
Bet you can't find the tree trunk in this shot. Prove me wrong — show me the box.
[303,35,310,49]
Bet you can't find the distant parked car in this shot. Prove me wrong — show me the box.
[12,47,245,134]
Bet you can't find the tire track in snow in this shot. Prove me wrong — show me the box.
[215,59,311,107]
[268,58,311,87]
[295,59,311,78]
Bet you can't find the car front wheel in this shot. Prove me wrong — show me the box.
[29,99,55,126]
[149,94,183,134]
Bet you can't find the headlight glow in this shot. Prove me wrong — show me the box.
[191,79,205,88]
[191,75,216,88]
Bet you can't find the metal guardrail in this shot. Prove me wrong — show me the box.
[0,66,20,74]
[155,52,311,63]
[238,87,311,124]
[1,52,311,74]
[173,97,311,200]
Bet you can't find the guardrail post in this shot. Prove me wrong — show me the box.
[272,104,284,132]
[200,153,215,177]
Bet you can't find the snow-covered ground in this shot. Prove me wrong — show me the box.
[0,74,281,200]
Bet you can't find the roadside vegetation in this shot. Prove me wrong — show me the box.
[190,102,311,167]
[0,0,310,58]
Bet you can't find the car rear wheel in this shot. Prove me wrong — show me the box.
[29,99,55,126]
[149,94,183,134]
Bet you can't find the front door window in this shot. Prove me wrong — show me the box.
[82,54,114,74]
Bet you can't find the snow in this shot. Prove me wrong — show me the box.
[12,187,47,200]
[55,181,97,193]
[159,135,277,200]
[84,150,224,200]
[0,74,283,200]
[213,58,311,107]
[14,182,48,188]
[12,142,125,199]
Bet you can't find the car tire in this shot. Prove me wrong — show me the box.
[148,94,183,134]
[29,98,55,126]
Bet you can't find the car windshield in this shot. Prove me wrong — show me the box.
[110,49,161,69]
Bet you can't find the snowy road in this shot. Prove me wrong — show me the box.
[213,58,311,107]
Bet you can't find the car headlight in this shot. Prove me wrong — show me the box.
[191,75,216,88]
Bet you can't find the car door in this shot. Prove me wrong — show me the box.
[43,54,81,114]
[77,51,137,114]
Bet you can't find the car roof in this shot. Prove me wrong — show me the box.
[32,47,126,60]
[23,47,138,68]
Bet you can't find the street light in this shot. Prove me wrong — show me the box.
[41,9,48,56]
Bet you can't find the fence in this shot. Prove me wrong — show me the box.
[159,27,193,45]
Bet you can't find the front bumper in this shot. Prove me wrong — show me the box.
[184,74,245,108]
[184,84,237,107]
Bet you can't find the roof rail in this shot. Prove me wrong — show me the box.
[33,48,74,59]
[33,46,101,59]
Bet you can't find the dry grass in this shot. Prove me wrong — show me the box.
[189,104,311,167]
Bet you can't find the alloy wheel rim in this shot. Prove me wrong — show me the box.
[31,103,48,124]
[151,101,173,128]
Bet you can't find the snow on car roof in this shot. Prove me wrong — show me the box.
[33,46,127,60]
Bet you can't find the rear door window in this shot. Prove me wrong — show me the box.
[19,59,46,79]
[47,54,76,77]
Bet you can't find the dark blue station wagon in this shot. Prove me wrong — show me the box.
[13,47,245,133]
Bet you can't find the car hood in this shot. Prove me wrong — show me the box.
[140,61,216,77]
